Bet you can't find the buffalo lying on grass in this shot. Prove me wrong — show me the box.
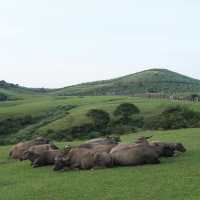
[78,143,117,153]
[54,139,159,171]
[54,137,187,171]
[9,136,186,171]
[9,137,55,160]
[54,143,116,171]
[54,147,113,171]
[20,140,116,169]
[21,142,116,169]
[135,136,186,157]
[23,150,62,168]
[151,142,186,157]
[21,144,59,162]
[110,141,160,166]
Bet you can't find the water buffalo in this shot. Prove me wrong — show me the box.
[94,152,113,169]
[78,143,116,153]
[24,150,62,168]
[151,142,186,157]
[9,137,51,160]
[110,142,160,166]
[21,144,59,161]
[135,137,186,157]
[54,146,114,171]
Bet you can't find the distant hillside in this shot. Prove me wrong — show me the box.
[51,69,200,96]
[2,68,200,97]
[0,80,49,100]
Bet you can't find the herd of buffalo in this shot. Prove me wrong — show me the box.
[9,136,186,171]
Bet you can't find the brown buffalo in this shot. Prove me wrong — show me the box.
[151,142,186,157]
[21,144,59,161]
[94,152,113,169]
[9,137,51,160]
[135,137,186,157]
[24,150,62,168]
[110,142,160,166]
[78,143,116,153]
[54,146,114,171]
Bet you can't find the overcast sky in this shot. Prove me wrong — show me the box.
[0,0,200,88]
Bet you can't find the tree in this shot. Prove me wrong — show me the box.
[114,103,140,123]
[86,109,110,130]
[0,93,8,101]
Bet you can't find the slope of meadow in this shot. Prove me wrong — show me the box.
[1,95,200,143]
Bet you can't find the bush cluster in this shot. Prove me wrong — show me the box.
[144,105,200,130]
[44,103,143,141]
[3,103,200,144]
[0,93,8,101]
[0,115,34,136]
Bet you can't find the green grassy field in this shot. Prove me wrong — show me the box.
[1,128,200,200]
[1,94,200,139]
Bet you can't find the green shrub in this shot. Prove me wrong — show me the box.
[114,103,140,124]
[130,115,144,127]
[144,106,200,130]
[0,115,35,136]
[87,109,110,130]
[0,93,8,101]
[143,115,163,130]
[114,103,140,117]
[107,124,136,135]
[87,131,103,139]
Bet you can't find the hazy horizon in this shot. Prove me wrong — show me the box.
[1,1,200,88]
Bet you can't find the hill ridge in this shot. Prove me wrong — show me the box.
[1,68,200,96]
[51,68,200,96]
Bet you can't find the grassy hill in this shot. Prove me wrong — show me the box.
[1,68,200,143]
[0,80,49,100]
[50,69,200,96]
[2,69,200,98]
[1,95,200,144]
[0,128,200,200]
